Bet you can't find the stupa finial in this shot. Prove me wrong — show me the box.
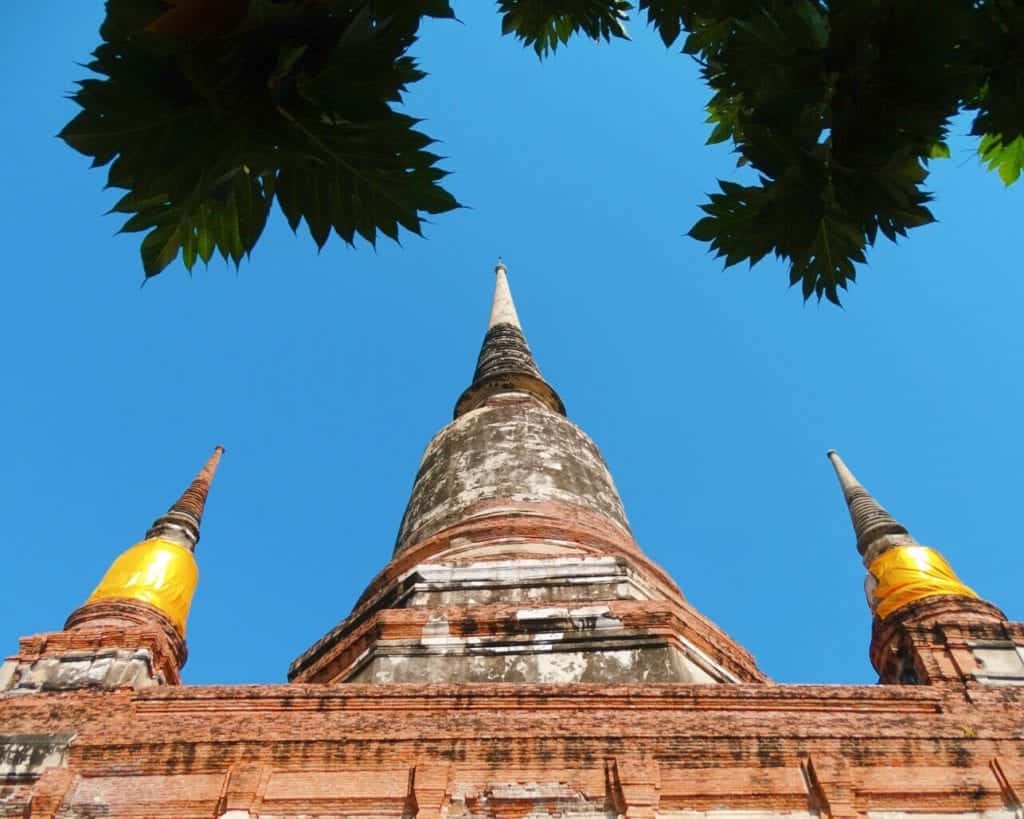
[145,445,225,551]
[454,262,564,418]
[826,450,910,557]
[488,258,522,330]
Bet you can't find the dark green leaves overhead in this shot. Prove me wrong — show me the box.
[62,0,1024,300]
[498,0,1024,305]
[497,0,632,56]
[61,0,459,278]
[673,0,952,303]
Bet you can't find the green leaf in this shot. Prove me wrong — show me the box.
[141,223,183,278]
[687,217,718,242]
[182,230,197,271]
[980,134,1024,186]
[196,218,215,264]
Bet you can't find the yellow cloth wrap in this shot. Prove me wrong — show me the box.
[867,545,977,619]
[85,538,198,635]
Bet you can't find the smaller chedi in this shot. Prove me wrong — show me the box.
[1,266,1022,818]
[1,446,222,694]
[826,449,1014,687]
[828,448,979,622]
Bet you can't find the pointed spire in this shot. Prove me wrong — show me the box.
[488,260,522,329]
[826,450,909,556]
[145,446,225,551]
[454,262,565,418]
[474,260,541,383]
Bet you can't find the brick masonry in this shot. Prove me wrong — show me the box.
[1,680,1023,817]
[3,273,1022,817]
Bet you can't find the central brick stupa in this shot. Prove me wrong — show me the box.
[289,263,764,686]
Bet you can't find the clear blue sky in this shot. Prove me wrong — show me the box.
[2,5,1021,686]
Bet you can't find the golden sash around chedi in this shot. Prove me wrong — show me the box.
[867,544,978,619]
[86,538,198,634]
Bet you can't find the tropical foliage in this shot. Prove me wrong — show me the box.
[61,0,459,278]
[63,1,1024,302]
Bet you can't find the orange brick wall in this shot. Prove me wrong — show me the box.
[2,682,1023,818]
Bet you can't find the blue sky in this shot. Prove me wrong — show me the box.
[1,5,1021,686]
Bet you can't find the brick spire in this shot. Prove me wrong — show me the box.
[26,447,230,687]
[291,265,767,686]
[825,451,1007,685]
[826,450,909,557]
[145,445,224,551]
[454,261,565,418]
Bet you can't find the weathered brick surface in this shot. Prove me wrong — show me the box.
[870,596,1017,685]
[290,505,764,687]
[1,682,1023,817]
[5,610,184,691]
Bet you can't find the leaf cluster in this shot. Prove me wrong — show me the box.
[497,0,632,56]
[63,1,1024,297]
[502,0,1024,304]
[61,0,459,278]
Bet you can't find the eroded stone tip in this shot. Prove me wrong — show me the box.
[495,260,507,274]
